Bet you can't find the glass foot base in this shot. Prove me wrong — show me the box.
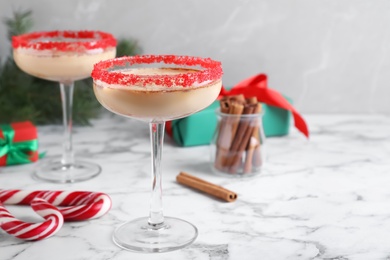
[34,157,101,183]
[113,217,198,253]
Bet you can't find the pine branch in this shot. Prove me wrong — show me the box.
[3,10,33,41]
[116,38,142,57]
[0,9,142,126]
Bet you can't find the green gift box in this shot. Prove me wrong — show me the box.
[262,96,292,137]
[0,121,40,166]
[166,98,292,147]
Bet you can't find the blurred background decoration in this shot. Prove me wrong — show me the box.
[1,0,390,116]
[0,10,141,125]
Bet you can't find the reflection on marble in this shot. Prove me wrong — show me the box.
[1,114,390,260]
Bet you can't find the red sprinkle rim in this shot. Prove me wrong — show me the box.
[12,30,117,51]
[91,55,223,88]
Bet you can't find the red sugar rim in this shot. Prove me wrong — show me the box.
[12,30,117,51]
[91,55,223,88]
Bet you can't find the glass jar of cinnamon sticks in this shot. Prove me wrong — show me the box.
[211,95,266,177]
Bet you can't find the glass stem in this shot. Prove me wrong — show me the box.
[148,122,165,226]
[60,82,75,166]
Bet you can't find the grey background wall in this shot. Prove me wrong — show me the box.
[1,0,389,114]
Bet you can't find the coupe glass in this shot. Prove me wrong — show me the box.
[12,30,117,183]
[91,55,223,252]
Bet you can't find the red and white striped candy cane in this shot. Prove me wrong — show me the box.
[0,198,64,241]
[0,190,112,221]
[0,190,112,241]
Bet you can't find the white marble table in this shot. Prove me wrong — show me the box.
[1,114,390,260]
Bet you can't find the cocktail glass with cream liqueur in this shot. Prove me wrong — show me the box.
[12,30,116,183]
[92,55,223,252]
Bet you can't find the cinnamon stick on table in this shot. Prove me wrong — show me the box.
[176,172,237,202]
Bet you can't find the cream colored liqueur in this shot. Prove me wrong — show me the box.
[93,68,222,121]
[14,48,116,82]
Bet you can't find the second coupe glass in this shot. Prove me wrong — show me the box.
[12,30,117,183]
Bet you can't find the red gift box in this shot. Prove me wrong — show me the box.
[0,121,39,166]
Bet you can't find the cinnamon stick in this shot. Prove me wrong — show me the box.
[244,103,262,173]
[214,95,264,175]
[176,172,237,202]
[226,103,257,173]
[243,137,256,173]
[215,95,245,171]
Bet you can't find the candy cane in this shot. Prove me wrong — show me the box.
[0,190,112,221]
[0,190,112,241]
[0,198,64,241]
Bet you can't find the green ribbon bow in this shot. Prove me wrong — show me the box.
[0,124,38,165]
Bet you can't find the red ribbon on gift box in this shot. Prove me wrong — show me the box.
[219,74,309,138]
[166,74,309,139]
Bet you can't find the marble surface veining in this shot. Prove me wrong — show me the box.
[1,114,390,259]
